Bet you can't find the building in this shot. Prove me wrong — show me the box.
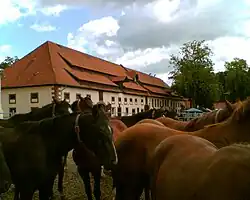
[1,41,183,117]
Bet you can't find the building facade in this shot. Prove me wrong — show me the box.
[1,41,183,117]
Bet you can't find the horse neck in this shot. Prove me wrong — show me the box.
[192,122,234,148]
[39,115,77,155]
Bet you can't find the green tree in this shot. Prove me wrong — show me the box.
[170,40,220,108]
[223,58,250,101]
[0,56,19,69]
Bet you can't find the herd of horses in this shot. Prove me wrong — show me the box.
[1,95,250,200]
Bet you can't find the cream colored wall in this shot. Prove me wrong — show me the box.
[1,85,182,117]
[2,86,52,116]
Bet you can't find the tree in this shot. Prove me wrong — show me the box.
[0,56,19,69]
[170,40,220,108]
[223,58,250,101]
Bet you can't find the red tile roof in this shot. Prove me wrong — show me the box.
[1,41,180,98]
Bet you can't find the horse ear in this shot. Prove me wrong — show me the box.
[79,96,84,101]
[225,100,234,113]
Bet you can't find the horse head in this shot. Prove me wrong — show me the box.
[52,96,72,116]
[84,103,117,168]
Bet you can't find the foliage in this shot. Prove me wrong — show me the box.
[222,58,250,101]
[170,40,220,108]
[0,56,19,69]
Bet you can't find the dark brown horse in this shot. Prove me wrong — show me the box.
[114,108,168,127]
[69,98,127,200]
[151,134,250,200]
[1,104,117,200]
[0,141,11,194]
[0,97,72,128]
[0,98,72,199]
[156,100,237,131]
[111,98,250,200]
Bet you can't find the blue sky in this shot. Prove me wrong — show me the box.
[1,0,250,84]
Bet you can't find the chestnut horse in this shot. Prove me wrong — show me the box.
[151,134,250,200]
[112,98,250,200]
[155,100,237,131]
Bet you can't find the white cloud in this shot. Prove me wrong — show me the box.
[62,0,250,84]
[0,45,12,62]
[0,0,68,25]
[40,4,68,16]
[30,23,57,32]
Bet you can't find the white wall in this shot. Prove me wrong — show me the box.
[2,85,183,117]
[2,86,52,117]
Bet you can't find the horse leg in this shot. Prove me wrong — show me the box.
[19,190,33,200]
[77,166,93,200]
[57,157,65,199]
[100,165,106,177]
[14,186,20,200]
[63,153,68,170]
[93,169,101,200]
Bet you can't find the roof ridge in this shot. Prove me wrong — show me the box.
[46,41,58,84]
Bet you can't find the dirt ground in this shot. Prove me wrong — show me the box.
[1,151,114,200]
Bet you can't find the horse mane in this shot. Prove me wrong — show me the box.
[203,122,223,128]
[231,142,250,148]
[229,98,250,122]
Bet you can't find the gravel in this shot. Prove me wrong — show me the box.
[1,151,114,200]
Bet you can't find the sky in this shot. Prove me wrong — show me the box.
[1,0,250,85]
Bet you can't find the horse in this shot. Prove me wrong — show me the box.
[111,97,250,200]
[68,98,127,200]
[0,103,117,200]
[0,141,11,194]
[114,108,168,127]
[151,134,250,200]
[0,98,72,199]
[0,97,72,128]
[156,100,237,131]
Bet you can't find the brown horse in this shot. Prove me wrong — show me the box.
[112,97,250,200]
[0,97,72,128]
[70,98,127,200]
[1,103,117,200]
[151,134,250,200]
[156,100,237,131]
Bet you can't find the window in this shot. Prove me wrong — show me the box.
[135,98,137,104]
[130,98,133,104]
[9,107,16,117]
[111,107,115,114]
[64,92,70,102]
[111,96,115,102]
[157,99,159,107]
[132,108,136,115]
[99,91,103,101]
[9,94,16,104]
[126,107,129,115]
[137,108,139,113]
[141,99,144,104]
[141,109,144,112]
[31,107,38,112]
[152,99,154,107]
[30,92,39,103]
[118,97,121,102]
[76,93,81,100]
[124,98,127,104]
